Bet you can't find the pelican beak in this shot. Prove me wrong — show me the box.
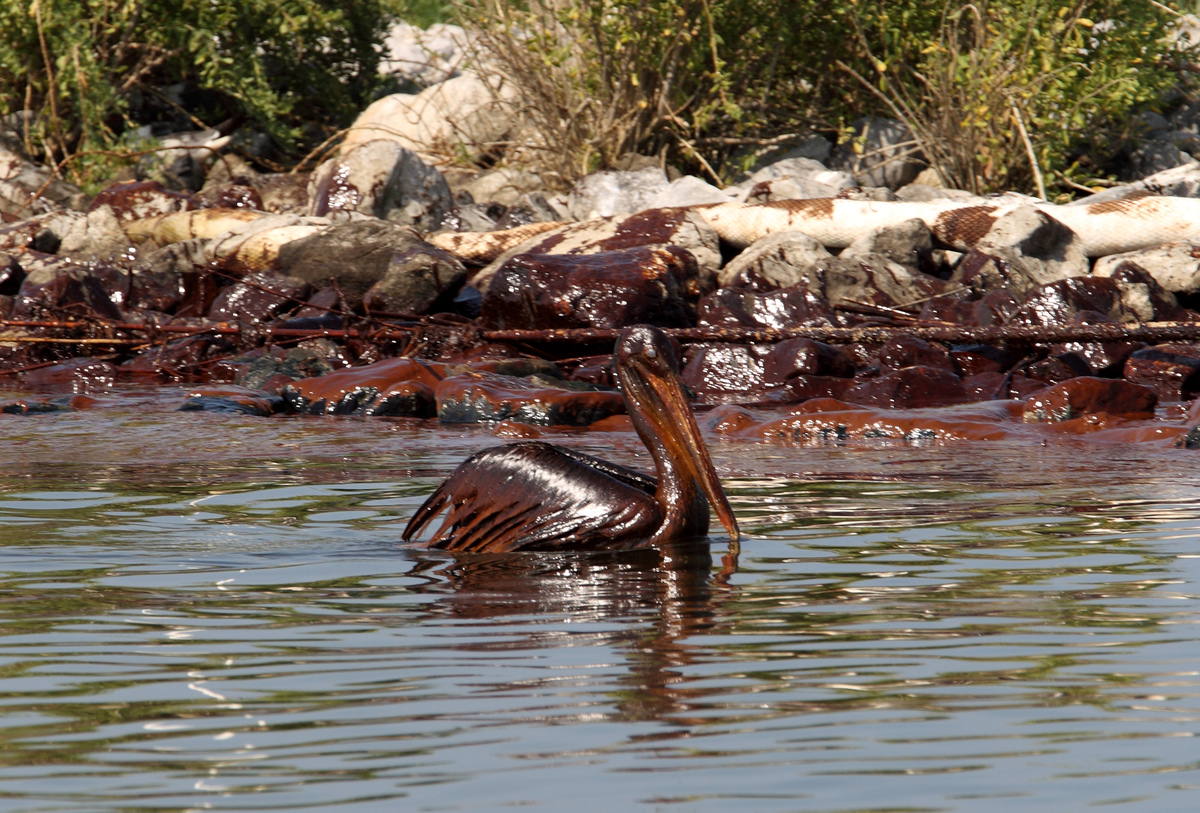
[641,361,741,543]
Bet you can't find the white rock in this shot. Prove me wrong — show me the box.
[647,176,734,208]
[1093,242,1200,294]
[340,72,516,164]
[568,167,670,220]
[308,140,452,230]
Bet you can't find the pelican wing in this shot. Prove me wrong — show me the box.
[402,441,661,552]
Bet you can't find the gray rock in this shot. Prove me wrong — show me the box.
[736,135,835,178]
[133,127,231,192]
[829,116,925,190]
[470,207,721,292]
[648,175,733,208]
[736,176,845,203]
[822,253,946,309]
[275,219,428,307]
[362,243,467,315]
[744,156,854,190]
[717,230,833,289]
[841,218,933,277]
[568,167,670,220]
[1093,242,1200,295]
[1123,139,1197,181]
[461,167,543,207]
[895,183,982,203]
[308,140,452,230]
[952,205,1089,297]
[57,205,135,262]
[493,192,566,228]
[0,140,88,216]
[1075,163,1200,204]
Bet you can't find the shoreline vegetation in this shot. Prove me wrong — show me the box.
[2,1,1195,200]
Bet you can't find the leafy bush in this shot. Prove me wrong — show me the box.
[0,0,399,187]
[464,0,1193,196]
[844,1,1190,197]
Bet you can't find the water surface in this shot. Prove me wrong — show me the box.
[2,388,1200,812]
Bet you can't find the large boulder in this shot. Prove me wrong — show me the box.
[276,219,463,314]
[481,245,699,330]
[340,72,514,164]
[308,140,452,230]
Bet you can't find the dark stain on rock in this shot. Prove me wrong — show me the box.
[761,198,835,219]
[591,208,691,252]
[931,206,998,247]
[1084,191,1153,215]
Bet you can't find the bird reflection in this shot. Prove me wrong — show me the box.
[404,539,737,723]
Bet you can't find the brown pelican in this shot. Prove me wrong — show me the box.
[402,325,741,552]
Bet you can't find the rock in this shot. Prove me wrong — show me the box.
[439,203,498,232]
[762,338,855,384]
[460,167,544,207]
[362,243,467,315]
[895,183,981,203]
[829,117,924,189]
[21,358,117,393]
[736,135,835,178]
[1122,345,1200,401]
[90,180,198,226]
[481,245,699,330]
[378,22,473,87]
[435,371,625,425]
[0,141,87,216]
[275,219,427,308]
[341,72,514,164]
[1009,277,1141,326]
[737,176,846,202]
[1093,243,1200,297]
[0,210,84,254]
[283,357,444,415]
[840,218,934,277]
[208,272,310,324]
[716,230,833,290]
[1123,139,1198,180]
[309,140,452,229]
[952,205,1088,298]
[133,127,230,191]
[919,289,1021,327]
[843,366,971,409]
[179,386,284,416]
[55,204,136,262]
[647,175,734,208]
[472,207,722,290]
[1023,377,1157,422]
[0,395,88,414]
[743,156,854,190]
[874,335,955,374]
[198,183,264,211]
[696,285,836,329]
[493,192,568,228]
[236,345,340,391]
[820,253,946,310]
[1096,260,1188,320]
[682,343,775,403]
[121,335,237,380]
[10,255,123,321]
[568,167,671,220]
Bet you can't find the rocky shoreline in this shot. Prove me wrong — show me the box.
[7,23,1200,448]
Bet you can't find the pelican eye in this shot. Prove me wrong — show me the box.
[645,345,657,359]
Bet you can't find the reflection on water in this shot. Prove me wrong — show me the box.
[1,403,1200,810]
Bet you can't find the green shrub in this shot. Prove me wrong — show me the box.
[0,0,402,187]
[843,1,1191,198]
[464,0,1193,196]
